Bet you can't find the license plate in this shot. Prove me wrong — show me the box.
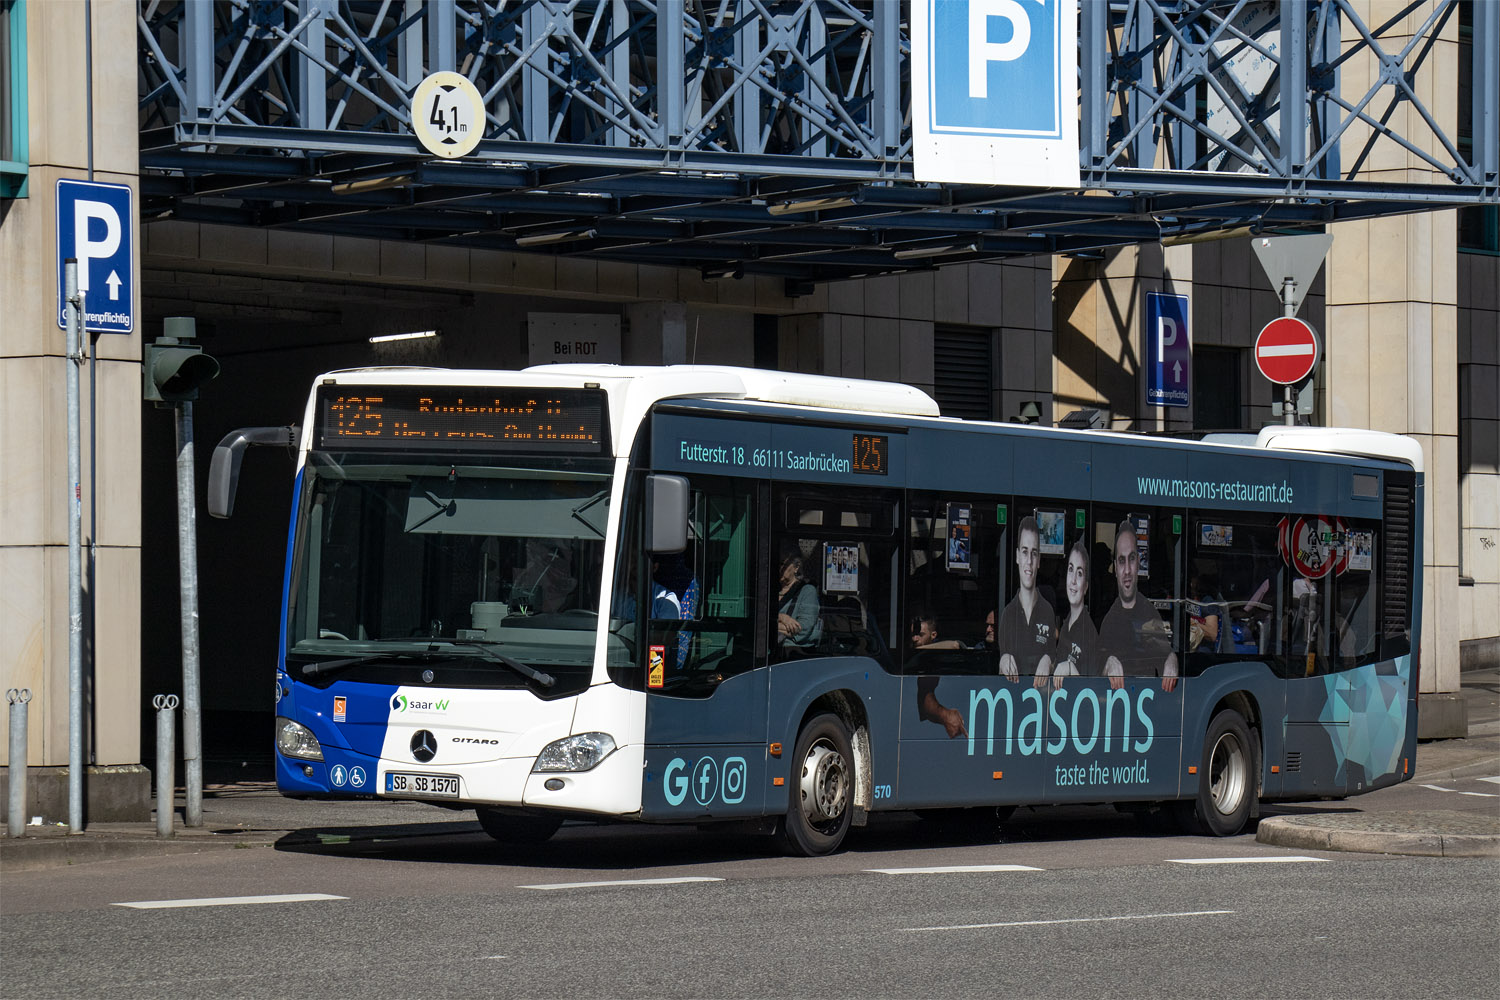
[384,771,459,799]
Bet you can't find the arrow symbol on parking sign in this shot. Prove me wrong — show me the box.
[106,270,121,301]
[1172,360,1182,382]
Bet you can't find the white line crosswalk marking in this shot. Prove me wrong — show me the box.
[866,864,1042,874]
[1168,856,1325,865]
[518,876,723,891]
[114,893,346,909]
[904,910,1234,932]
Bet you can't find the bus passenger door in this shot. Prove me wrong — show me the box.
[640,476,770,819]
[767,487,905,811]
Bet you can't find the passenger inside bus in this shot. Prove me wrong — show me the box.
[776,547,821,650]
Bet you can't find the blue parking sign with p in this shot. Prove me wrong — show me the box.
[929,0,1062,137]
[56,179,134,334]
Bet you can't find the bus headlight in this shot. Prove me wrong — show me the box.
[276,717,324,761]
[533,732,616,772]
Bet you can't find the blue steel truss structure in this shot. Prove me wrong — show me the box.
[138,0,1498,279]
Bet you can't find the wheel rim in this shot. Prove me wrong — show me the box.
[1208,730,1248,816]
[798,739,849,828]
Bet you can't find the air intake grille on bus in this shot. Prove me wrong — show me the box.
[1382,479,1415,639]
[1285,752,1301,773]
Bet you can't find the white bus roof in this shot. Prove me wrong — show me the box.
[524,363,942,417]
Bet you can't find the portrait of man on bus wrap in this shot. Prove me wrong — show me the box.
[998,515,1056,687]
[1099,518,1178,692]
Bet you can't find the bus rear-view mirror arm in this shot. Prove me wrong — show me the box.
[208,425,299,519]
[644,474,689,553]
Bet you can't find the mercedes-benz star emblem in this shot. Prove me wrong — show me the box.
[410,729,437,763]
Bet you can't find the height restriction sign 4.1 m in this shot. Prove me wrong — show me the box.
[412,72,485,158]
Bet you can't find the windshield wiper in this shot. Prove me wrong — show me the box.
[440,640,556,689]
[296,651,435,678]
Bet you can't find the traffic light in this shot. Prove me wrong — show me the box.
[143,321,219,404]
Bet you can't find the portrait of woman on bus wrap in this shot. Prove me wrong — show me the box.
[1050,537,1098,685]
[776,546,821,650]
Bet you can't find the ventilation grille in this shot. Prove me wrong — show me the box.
[1285,752,1302,773]
[933,326,993,421]
[1382,479,1415,639]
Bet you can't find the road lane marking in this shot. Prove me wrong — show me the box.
[1459,791,1498,797]
[1479,776,1500,785]
[866,865,1042,874]
[1421,783,1456,792]
[517,876,723,891]
[1168,856,1325,865]
[904,910,1234,932]
[114,893,346,909]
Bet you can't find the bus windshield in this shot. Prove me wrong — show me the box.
[284,451,616,695]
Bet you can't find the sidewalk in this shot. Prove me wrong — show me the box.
[5,671,1498,871]
[1257,665,1500,857]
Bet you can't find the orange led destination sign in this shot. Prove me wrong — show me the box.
[317,386,607,454]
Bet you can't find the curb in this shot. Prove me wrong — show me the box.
[2,820,481,873]
[1257,816,1500,858]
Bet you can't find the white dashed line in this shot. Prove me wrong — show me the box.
[866,864,1042,875]
[517,876,724,891]
[1421,783,1456,792]
[1478,776,1500,785]
[1168,856,1325,865]
[114,893,346,909]
[904,909,1234,932]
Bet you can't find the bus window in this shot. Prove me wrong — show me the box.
[773,488,898,668]
[1185,512,1284,675]
[637,475,757,696]
[1091,507,1181,691]
[1281,514,1382,676]
[905,494,1000,676]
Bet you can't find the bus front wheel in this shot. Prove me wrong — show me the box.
[475,807,562,845]
[778,713,854,856]
[1180,708,1256,837]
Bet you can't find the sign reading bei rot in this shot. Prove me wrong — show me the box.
[1254,317,1321,385]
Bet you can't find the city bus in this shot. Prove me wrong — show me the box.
[209,364,1422,855]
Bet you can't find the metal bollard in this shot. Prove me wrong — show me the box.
[154,694,179,838]
[7,689,31,838]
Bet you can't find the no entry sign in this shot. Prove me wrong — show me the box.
[1254,317,1320,384]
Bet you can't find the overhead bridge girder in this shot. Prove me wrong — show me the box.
[138,0,1499,280]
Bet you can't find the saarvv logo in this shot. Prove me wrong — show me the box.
[391,694,450,713]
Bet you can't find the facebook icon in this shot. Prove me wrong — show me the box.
[929,0,1062,137]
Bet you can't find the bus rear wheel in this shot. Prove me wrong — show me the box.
[475,807,562,845]
[1180,708,1256,837]
[778,713,854,856]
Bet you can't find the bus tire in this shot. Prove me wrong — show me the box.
[778,713,854,856]
[1182,708,1255,837]
[475,807,562,845]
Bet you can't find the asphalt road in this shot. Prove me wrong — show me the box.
[4,800,1498,1000]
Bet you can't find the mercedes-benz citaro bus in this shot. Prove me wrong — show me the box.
[208,365,1422,856]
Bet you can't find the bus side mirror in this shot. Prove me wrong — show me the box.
[644,474,689,553]
[208,425,298,518]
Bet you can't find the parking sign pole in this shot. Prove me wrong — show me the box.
[176,399,204,827]
[64,260,85,833]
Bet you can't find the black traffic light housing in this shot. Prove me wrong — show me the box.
[144,318,219,404]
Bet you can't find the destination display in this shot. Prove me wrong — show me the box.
[654,414,904,485]
[317,386,607,454]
